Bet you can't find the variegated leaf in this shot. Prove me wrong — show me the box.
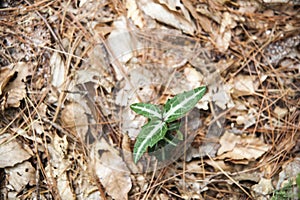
[130,103,162,119]
[133,120,167,163]
[163,86,206,122]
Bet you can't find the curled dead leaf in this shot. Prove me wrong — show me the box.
[92,139,132,200]
[0,62,32,108]
[61,102,88,140]
[139,0,195,34]
[0,133,32,168]
[217,131,271,162]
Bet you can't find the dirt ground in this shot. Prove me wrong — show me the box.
[0,0,299,199]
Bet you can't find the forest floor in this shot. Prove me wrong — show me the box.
[0,0,300,199]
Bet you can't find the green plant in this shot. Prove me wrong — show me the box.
[130,86,207,163]
[297,173,300,199]
[271,174,300,200]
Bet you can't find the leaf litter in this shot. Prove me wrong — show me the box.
[0,0,299,199]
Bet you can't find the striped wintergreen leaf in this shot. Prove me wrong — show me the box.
[163,86,206,122]
[133,119,167,163]
[130,103,162,119]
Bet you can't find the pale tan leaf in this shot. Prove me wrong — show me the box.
[5,161,35,192]
[61,102,88,140]
[0,133,32,168]
[217,131,238,155]
[217,131,271,161]
[158,0,193,22]
[274,106,288,118]
[231,75,259,97]
[263,0,288,2]
[50,52,66,88]
[45,135,75,200]
[184,67,204,88]
[236,108,257,129]
[277,157,300,189]
[213,12,236,52]
[205,159,231,171]
[139,0,195,34]
[107,17,141,80]
[5,86,26,108]
[126,0,145,28]
[93,139,132,200]
[251,178,274,199]
[0,66,15,96]
[215,30,231,52]
[1,62,32,108]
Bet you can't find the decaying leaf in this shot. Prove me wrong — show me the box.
[231,75,259,97]
[0,62,32,108]
[251,178,274,200]
[236,108,257,130]
[5,161,35,192]
[217,131,271,162]
[74,65,113,96]
[126,0,145,28]
[214,12,235,52]
[139,0,195,34]
[158,0,193,23]
[61,102,88,140]
[107,17,141,80]
[50,52,66,89]
[274,106,288,119]
[0,66,16,96]
[93,139,132,200]
[45,134,74,199]
[184,67,204,88]
[0,133,32,168]
[277,157,300,190]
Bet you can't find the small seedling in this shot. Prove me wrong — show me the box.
[130,86,207,163]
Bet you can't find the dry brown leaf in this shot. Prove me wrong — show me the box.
[122,134,140,173]
[185,161,206,173]
[1,62,32,108]
[107,17,140,80]
[213,12,235,52]
[45,134,74,199]
[277,157,300,189]
[184,67,204,88]
[0,66,15,96]
[236,108,257,130]
[217,131,271,162]
[0,133,32,168]
[263,0,288,2]
[61,102,88,140]
[274,106,288,118]
[139,0,195,34]
[215,30,231,53]
[75,68,102,86]
[5,86,26,108]
[251,178,274,200]
[126,0,145,28]
[205,159,231,171]
[50,52,66,89]
[93,139,132,200]
[5,161,35,192]
[231,75,259,97]
[158,0,193,22]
